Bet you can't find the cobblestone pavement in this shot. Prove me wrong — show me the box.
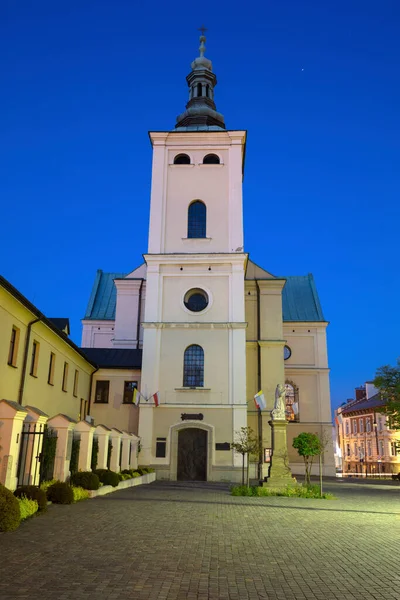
[1,480,399,600]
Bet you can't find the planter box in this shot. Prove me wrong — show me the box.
[87,472,156,498]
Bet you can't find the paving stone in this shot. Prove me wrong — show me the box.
[0,480,399,599]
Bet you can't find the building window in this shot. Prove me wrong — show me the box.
[48,352,55,385]
[354,443,358,457]
[197,82,202,96]
[73,370,79,397]
[174,153,190,165]
[203,153,220,165]
[79,398,88,421]
[183,344,204,387]
[123,381,138,404]
[353,420,357,434]
[284,381,299,422]
[184,288,209,312]
[95,380,110,404]
[367,441,372,457]
[62,362,69,392]
[188,200,206,238]
[345,421,350,435]
[156,438,167,458]
[360,443,365,459]
[366,418,371,433]
[390,442,399,456]
[379,440,384,457]
[8,326,20,367]
[30,341,39,377]
[346,444,350,457]
[359,418,364,433]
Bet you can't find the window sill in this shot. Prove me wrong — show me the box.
[169,164,195,168]
[7,363,18,369]
[94,402,109,405]
[48,382,54,386]
[30,374,38,378]
[62,389,68,393]
[175,387,210,392]
[181,237,212,241]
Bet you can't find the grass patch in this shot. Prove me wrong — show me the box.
[231,484,336,499]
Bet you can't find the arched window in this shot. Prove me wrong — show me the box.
[197,82,202,97]
[203,154,220,165]
[206,84,210,98]
[174,154,190,165]
[183,345,204,387]
[188,200,206,238]
[285,381,299,422]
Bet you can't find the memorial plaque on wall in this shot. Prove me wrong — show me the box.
[216,442,231,451]
[181,413,204,421]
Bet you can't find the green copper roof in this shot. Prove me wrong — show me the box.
[84,270,126,320]
[282,275,325,322]
[84,269,325,322]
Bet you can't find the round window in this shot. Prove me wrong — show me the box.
[184,288,209,312]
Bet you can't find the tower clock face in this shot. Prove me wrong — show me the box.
[284,345,291,360]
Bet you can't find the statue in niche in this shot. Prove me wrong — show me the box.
[271,383,286,420]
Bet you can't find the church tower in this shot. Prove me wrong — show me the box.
[139,32,248,481]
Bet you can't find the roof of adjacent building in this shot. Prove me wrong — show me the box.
[340,393,386,415]
[48,318,70,335]
[81,348,142,369]
[84,261,326,323]
[0,275,97,368]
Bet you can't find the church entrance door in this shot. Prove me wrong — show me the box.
[177,428,207,481]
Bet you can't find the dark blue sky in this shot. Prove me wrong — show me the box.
[2,1,399,408]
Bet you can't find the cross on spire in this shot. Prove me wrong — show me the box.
[198,25,207,37]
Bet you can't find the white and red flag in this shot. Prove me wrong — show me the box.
[254,390,266,410]
[153,392,159,407]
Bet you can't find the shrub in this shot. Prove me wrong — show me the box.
[91,437,99,471]
[18,496,39,520]
[230,484,336,500]
[117,472,124,482]
[47,482,74,504]
[131,471,141,478]
[70,471,100,490]
[40,479,59,493]
[0,483,21,532]
[146,468,155,473]
[14,485,48,512]
[72,486,90,502]
[94,469,120,487]
[121,469,134,476]
[136,468,147,475]
[70,438,80,474]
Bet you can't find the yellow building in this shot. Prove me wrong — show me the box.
[336,385,400,477]
[0,274,96,420]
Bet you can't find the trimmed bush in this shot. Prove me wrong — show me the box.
[72,486,90,502]
[18,496,39,520]
[40,479,59,493]
[70,471,100,491]
[0,484,21,532]
[14,485,48,512]
[117,472,124,482]
[94,469,120,487]
[47,482,74,504]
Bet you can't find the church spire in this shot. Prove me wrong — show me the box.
[175,29,225,130]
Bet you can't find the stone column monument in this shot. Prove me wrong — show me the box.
[263,384,297,488]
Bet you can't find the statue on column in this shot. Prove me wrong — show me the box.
[271,383,286,421]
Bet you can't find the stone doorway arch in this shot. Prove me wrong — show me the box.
[169,421,214,481]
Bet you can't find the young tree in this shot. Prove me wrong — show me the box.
[232,427,259,487]
[292,432,322,487]
[373,359,400,430]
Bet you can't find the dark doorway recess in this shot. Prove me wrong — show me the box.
[177,428,207,481]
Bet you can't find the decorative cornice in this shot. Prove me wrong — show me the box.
[258,340,286,347]
[142,322,247,330]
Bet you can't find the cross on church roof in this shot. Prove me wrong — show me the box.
[198,25,207,37]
